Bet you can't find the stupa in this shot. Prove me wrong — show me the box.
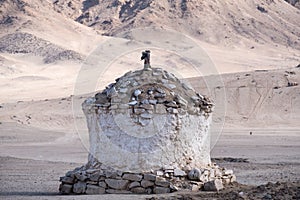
[59,50,235,195]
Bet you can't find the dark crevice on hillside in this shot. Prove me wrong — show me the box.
[119,0,152,22]
[82,0,99,12]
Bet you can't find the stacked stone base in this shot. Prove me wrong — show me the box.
[59,162,236,195]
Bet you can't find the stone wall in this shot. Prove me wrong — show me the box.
[59,162,236,194]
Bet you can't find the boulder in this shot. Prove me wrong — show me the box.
[59,184,72,194]
[188,168,201,180]
[153,187,171,194]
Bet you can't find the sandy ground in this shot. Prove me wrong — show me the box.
[0,123,299,199]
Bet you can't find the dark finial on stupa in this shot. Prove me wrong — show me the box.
[141,50,151,70]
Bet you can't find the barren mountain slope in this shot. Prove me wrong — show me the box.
[54,0,300,49]
[0,0,105,102]
[188,65,300,128]
[0,0,102,53]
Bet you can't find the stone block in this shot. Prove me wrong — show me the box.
[86,169,100,174]
[105,171,118,178]
[122,173,143,181]
[105,179,129,190]
[203,179,224,191]
[86,184,106,194]
[129,181,140,189]
[174,169,186,177]
[86,181,98,185]
[59,183,72,194]
[89,173,101,182]
[230,174,237,183]
[98,181,107,188]
[65,170,75,178]
[155,177,170,188]
[141,180,154,188]
[73,182,87,194]
[131,187,146,194]
[153,187,171,194]
[60,176,74,184]
[144,173,157,181]
[75,173,87,182]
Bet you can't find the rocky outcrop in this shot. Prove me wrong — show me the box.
[0,32,82,63]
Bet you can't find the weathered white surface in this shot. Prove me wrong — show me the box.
[83,102,211,172]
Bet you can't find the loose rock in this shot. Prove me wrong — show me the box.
[188,168,201,180]
[204,179,224,191]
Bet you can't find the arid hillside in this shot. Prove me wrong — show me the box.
[1,0,300,103]
[53,0,300,49]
